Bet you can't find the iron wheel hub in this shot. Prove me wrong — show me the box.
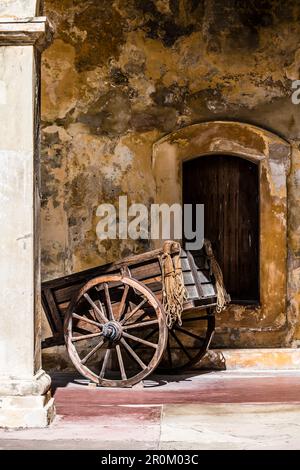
[102,321,122,342]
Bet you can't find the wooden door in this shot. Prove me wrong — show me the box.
[183,154,259,304]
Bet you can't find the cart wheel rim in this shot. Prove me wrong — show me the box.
[64,275,167,387]
[157,309,215,373]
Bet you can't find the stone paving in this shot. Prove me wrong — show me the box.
[1,371,300,450]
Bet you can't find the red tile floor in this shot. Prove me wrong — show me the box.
[1,370,300,449]
[53,370,300,411]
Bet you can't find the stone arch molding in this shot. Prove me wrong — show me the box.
[152,121,291,341]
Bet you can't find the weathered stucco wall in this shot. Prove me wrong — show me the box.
[41,0,300,357]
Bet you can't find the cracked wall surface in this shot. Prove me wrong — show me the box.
[40,0,300,365]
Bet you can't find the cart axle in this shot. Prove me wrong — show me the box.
[102,321,123,342]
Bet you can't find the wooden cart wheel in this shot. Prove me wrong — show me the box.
[157,308,215,373]
[64,275,168,387]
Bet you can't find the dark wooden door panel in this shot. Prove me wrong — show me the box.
[183,154,259,303]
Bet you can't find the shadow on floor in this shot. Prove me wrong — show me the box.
[143,370,212,388]
[50,369,215,392]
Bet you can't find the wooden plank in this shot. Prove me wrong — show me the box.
[182,271,196,285]
[185,285,200,299]
[42,335,65,348]
[42,246,179,290]
[41,292,57,335]
[53,283,83,305]
[180,257,191,271]
[201,283,216,297]
[187,251,204,298]
[50,261,161,305]
[197,270,211,283]
[42,288,63,334]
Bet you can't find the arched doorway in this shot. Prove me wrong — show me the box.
[153,121,290,346]
[183,154,259,304]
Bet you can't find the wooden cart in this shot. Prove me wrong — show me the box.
[42,241,221,387]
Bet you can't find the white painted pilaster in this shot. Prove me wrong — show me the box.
[0,5,54,428]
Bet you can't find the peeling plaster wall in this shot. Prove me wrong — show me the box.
[41,0,300,361]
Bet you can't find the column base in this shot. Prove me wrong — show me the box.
[0,370,55,428]
[0,391,55,428]
[199,348,300,370]
[0,369,52,396]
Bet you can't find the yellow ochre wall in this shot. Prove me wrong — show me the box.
[41,1,300,361]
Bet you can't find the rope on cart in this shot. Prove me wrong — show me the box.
[203,239,231,313]
[160,240,187,329]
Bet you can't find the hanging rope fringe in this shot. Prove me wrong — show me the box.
[203,239,231,313]
[160,240,187,329]
[160,239,229,326]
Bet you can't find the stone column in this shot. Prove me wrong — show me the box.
[0,1,54,427]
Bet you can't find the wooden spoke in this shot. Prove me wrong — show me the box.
[81,339,105,365]
[120,298,147,325]
[182,315,210,322]
[120,338,147,370]
[71,332,103,342]
[104,283,114,321]
[133,328,159,352]
[174,325,204,341]
[122,331,158,349]
[73,326,95,336]
[84,293,107,324]
[125,309,150,327]
[117,285,129,321]
[94,299,106,319]
[170,329,192,360]
[123,319,158,330]
[72,312,102,328]
[116,344,127,380]
[159,312,215,373]
[66,274,167,387]
[99,348,111,379]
